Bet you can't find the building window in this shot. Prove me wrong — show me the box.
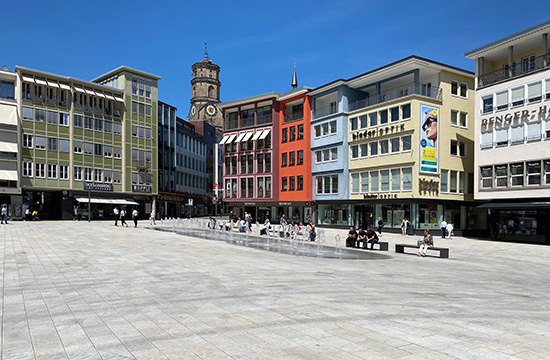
[370,171,379,192]
[282,177,287,191]
[460,112,467,128]
[22,161,33,177]
[402,135,411,152]
[402,167,412,191]
[281,153,287,167]
[351,173,359,193]
[449,170,458,192]
[370,141,378,156]
[391,169,400,191]
[47,164,57,179]
[460,83,467,97]
[380,170,389,192]
[510,163,524,187]
[59,139,69,153]
[495,165,507,188]
[351,145,359,159]
[360,172,369,193]
[47,137,57,152]
[379,139,389,155]
[289,151,295,166]
[401,104,411,120]
[359,115,368,129]
[390,137,400,153]
[282,128,288,142]
[297,150,303,165]
[527,161,541,185]
[59,165,69,180]
[297,124,304,139]
[451,110,458,126]
[441,170,448,192]
[289,126,296,141]
[74,114,83,128]
[330,148,337,161]
[74,166,82,181]
[496,91,508,111]
[452,81,467,97]
[379,109,388,125]
[459,141,466,157]
[35,108,45,123]
[94,169,103,182]
[35,136,46,150]
[47,110,58,125]
[369,112,377,127]
[0,80,15,99]
[528,81,542,103]
[390,107,399,122]
[350,117,358,131]
[289,176,295,191]
[482,96,493,113]
[84,142,93,155]
[94,144,103,157]
[35,163,45,178]
[22,106,33,121]
[451,140,458,156]
[544,160,550,185]
[22,134,33,148]
[511,86,525,107]
[481,167,493,189]
[527,122,541,141]
[329,120,337,134]
[297,175,303,190]
[360,143,368,158]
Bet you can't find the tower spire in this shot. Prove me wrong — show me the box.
[204,43,209,60]
[291,58,298,89]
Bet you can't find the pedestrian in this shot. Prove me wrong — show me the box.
[446,221,454,239]
[73,207,79,221]
[1,204,8,224]
[307,221,316,241]
[401,218,410,236]
[440,219,447,238]
[377,217,384,235]
[149,209,156,225]
[280,214,287,234]
[417,230,434,257]
[260,219,271,235]
[120,208,128,227]
[132,208,139,228]
[113,207,119,226]
[25,208,31,221]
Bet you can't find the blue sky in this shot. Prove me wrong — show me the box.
[3,1,548,117]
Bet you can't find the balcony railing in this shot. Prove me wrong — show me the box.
[284,111,303,122]
[312,104,338,119]
[479,55,549,88]
[257,114,272,125]
[348,83,442,112]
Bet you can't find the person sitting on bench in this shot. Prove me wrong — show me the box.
[417,230,433,257]
[260,219,271,235]
[365,228,379,250]
[346,226,357,247]
[357,227,367,248]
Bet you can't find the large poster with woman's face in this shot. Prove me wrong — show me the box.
[420,104,439,174]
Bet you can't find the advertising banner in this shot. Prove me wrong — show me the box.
[420,104,439,174]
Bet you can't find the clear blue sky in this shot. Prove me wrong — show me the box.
[3,1,548,117]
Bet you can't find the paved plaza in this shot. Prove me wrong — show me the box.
[1,220,549,360]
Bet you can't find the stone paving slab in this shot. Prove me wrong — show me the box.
[1,220,550,359]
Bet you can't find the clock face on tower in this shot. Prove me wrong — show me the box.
[206,105,217,116]
[191,105,197,116]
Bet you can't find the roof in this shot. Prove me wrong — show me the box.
[218,91,281,109]
[15,66,124,93]
[92,65,161,82]
[308,55,474,96]
[465,19,550,58]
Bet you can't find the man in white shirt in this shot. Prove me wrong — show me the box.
[113,207,119,226]
[440,219,447,238]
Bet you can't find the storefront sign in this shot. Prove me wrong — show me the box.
[244,202,257,206]
[279,202,292,206]
[132,184,151,193]
[481,104,549,131]
[157,193,186,202]
[362,193,398,199]
[418,178,439,196]
[84,182,113,191]
[419,104,439,174]
[351,124,406,142]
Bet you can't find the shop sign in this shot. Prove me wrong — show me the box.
[157,194,186,202]
[132,184,151,193]
[352,124,406,142]
[244,202,256,206]
[362,193,398,199]
[481,104,549,132]
[84,182,113,191]
[279,202,291,206]
[418,178,439,196]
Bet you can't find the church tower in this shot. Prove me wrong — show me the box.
[188,43,222,129]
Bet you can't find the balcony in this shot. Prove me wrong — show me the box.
[348,82,441,112]
[479,55,550,88]
[257,114,272,125]
[284,111,303,122]
[312,104,338,119]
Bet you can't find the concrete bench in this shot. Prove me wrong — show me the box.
[367,241,389,251]
[395,244,449,258]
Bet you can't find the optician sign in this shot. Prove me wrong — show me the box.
[84,182,113,191]
[419,104,439,174]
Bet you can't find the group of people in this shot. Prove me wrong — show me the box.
[260,215,317,241]
[113,207,139,228]
[346,226,379,250]
[440,219,454,239]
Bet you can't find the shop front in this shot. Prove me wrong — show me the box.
[224,201,314,225]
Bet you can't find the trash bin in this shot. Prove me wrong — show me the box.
[407,223,415,235]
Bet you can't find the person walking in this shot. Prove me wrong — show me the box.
[377,217,384,235]
[73,207,79,221]
[113,207,119,226]
[1,204,8,224]
[417,230,434,257]
[440,219,447,238]
[132,208,139,228]
[120,208,128,227]
[446,221,454,240]
[149,209,156,225]
[401,218,410,236]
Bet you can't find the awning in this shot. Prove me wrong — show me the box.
[95,92,106,98]
[225,134,237,144]
[22,75,35,83]
[0,105,17,126]
[259,128,271,140]
[59,83,71,90]
[241,132,253,142]
[114,95,125,103]
[75,197,139,205]
[35,79,47,86]
[84,88,96,96]
[74,86,86,93]
[477,202,550,210]
[0,170,17,181]
[46,80,59,88]
[219,135,230,145]
[251,130,263,141]
[235,133,246,142]
[105,94,116,101]
[0,142,18,153]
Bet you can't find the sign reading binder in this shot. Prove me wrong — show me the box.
[419,104,439,174]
